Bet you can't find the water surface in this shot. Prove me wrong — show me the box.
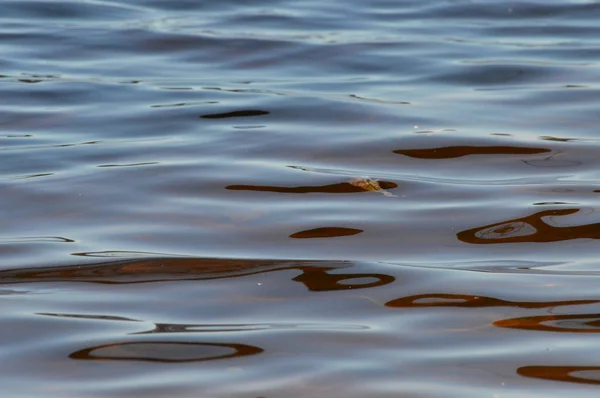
[2,0,600,396]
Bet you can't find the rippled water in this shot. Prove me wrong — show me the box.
[3,0,600,396]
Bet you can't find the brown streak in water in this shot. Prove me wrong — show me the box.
[495,313,600,333]
[0,258,394,290]
[226,181,397,194]
[290,227,363,239]
[518,366,600,385]
[292,266,394,291]
[385,293,596,309]
[457,208,600,244]
[70,341,263,363]
[394,145,550,159]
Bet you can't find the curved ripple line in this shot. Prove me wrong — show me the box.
[0,236,74,243]
[288,165,568,186]
[135,322,370,334]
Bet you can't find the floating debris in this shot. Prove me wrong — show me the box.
[348,177,398,197]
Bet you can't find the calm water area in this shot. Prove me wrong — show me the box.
[2,0,600,397]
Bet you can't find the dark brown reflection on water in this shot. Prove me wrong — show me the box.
[292,266,394,291]
[70,341,263,363]
[0,258,394,290]
[496,313,600,333]
[385,294,596,309]
[0,258,276,284]
[394,145,550,159]
[226,181,397,194]
[457,208,600,244]
[290,227,363,239]
[200,110,269,119]
[518,366,600,385]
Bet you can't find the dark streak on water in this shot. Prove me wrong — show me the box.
[394,145,551,159]
[226,180,398,194]
[200,110,270,119]
[3,0,600,397]
[289,227,364,239]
